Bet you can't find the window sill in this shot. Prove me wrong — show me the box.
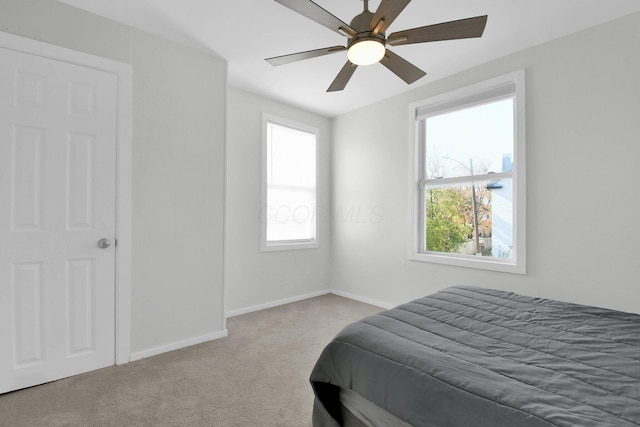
[410,252,525,274]
[261,240,319,252]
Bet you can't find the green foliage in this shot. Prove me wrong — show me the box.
[425,188,470,252]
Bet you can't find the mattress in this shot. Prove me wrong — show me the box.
[310,286,640,426]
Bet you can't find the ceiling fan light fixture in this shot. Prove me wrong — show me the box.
[268,0,488,91]
[347,39,385,66]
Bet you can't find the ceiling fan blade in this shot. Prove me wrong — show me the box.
[266,46,346,66]
[327,61,358,92]
[274,0,356,38]
[387,15,488,46]
[380,49,426,84]
[369,0,411,35]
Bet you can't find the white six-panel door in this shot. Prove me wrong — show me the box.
[0,47,118,393]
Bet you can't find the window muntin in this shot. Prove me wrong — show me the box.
[409,71,525,273]
[262,115,318,251]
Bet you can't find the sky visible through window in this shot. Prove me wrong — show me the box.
[426,98,514,178]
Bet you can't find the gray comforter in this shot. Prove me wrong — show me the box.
[310,286,640,426]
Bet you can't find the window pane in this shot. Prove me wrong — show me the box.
[267,123,316,187]
[424,178,513,259]
[266,187,315,242]
[425,98,514,179]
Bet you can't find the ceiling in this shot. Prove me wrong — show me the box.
[57,0,640,117]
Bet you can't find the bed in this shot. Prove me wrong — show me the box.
[310,286,640,427]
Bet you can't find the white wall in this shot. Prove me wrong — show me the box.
[225,87,332,314]
[129,32,226,354]
[0,0,227,355]
[331,13,640,314]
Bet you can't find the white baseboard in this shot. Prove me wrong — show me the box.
[130,329,229,362]
[329,289,395,310]
[129,291,390,361]
[226,290,330,318]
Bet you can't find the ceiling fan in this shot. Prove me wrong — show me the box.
[266,0,488,92]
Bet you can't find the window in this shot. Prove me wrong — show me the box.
[261,114,318,251]
[408,71,526,273]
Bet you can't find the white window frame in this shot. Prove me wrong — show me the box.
[261,113,319,252]
[408,70,526,274]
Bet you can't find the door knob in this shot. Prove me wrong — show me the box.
[97,238,111,249]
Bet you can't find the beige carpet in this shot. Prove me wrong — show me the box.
[0,294,381,426]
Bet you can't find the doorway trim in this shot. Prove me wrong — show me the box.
[0,31,133,364]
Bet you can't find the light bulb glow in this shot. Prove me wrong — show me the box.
[347,39,385,66]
